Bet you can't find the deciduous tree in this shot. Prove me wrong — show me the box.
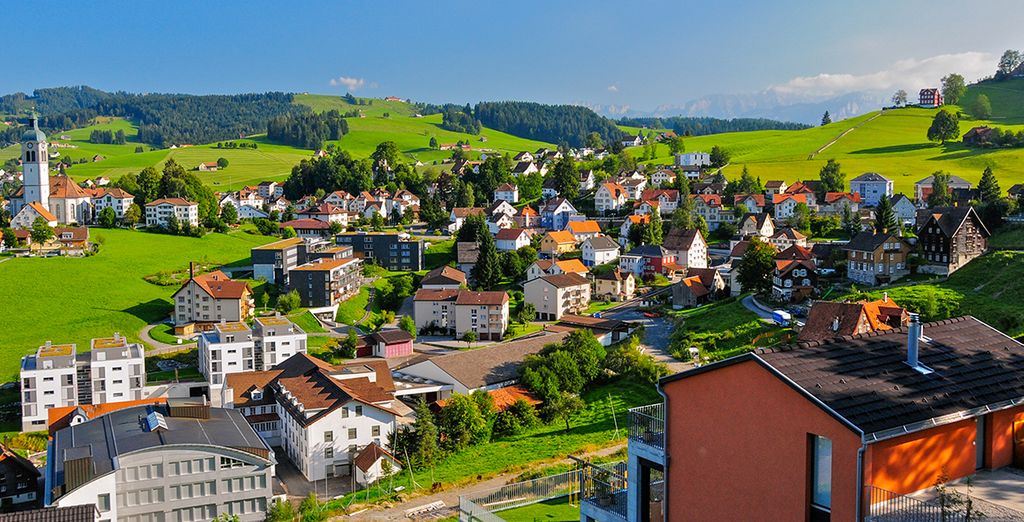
[98,206,117,228]
[927,110,961,144]
[941,73,966,105]
[737,237,775,295]
[892,89,908,106]
[971,94,992,120]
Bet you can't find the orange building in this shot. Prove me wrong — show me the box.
[582,314,1024,522]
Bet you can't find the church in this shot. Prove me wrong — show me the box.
[7,116,92,226]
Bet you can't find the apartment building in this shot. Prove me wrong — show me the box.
[172,267,253,331]
[88,335,145,406]
[90,187,135,219]
[223,355,398,481]
[286,257,362,308]
[844,231,913,286]
[523,273,591,321]
[335,232,425,271]
[252,316,308,371]
[144,198,199,228]
[20,335,146,432]
[45,400,275,522]
[198,322,255,386]
[251,237,306,285]
[413,289,510,340]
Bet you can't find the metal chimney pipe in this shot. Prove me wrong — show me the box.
[907,313,921,368]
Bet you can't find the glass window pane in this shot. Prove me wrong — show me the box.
[812,435,832,508]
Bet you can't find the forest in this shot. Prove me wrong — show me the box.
[618,116,809,136]
[266,110,349,149]
[474,101,623,148]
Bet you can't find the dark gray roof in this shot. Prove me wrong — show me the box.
[917,206,990,238]
[0,506,97,522]
[50,404,269,496]
[664,316,1024,437]
[844,231,901,252]
[407,331,571,389]
[627,244,670,258]
[851,172,890,183]
[584,235,619,251]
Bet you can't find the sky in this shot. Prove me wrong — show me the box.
[8,0,1024,112]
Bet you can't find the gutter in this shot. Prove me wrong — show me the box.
[856,439,866,522]
[658,384,670,522]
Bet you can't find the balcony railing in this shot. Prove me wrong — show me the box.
[628,403,665,449]
[864,485,953,521]
[580,462,628,521]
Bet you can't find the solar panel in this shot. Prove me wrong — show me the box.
[145,411,168,432]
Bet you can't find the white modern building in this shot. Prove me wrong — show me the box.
[19,343,78,432]
[252,316,308,371]
[198,322,255,386]
[675,152,711,167]
[145,198,199,228]
[88,335,146,406]
[850,172,894,207]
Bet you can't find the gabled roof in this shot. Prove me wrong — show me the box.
[368,329,414,345]
[678,275,710,298]
[640,189,680,202]
[280,218,330,230]
[354,441,400,473]
[774,258,815,277]
[798,299,908,342]
[765,180,787,189]
[454,290,509,306]
[851,172,890,183]
[825,192,862,204]
[543,230,577,244]
[625,214,651,225]
[772,193,807,205]
[555,259,588,274]
[413,288,460,302]
[49,174,89,200]
[566,220,601,234]
[918,206,991,239]
[175,269,250,300]
[627,244,671,258]
[775,244,814,261]
[541,197,575,212]
[686,267,722,288]
[531,272,590,289]
[845,231,904,252]
[916,174,971,187]
[517,205,538,217]
[456,242,480,263]
[772,227,806,240]
[94,187,134,199]
[584,235,619,251]
[692,194,722,207]
[27,201,58,222]
[663,228,704,251]
[733,194,766,207]
[146,197,196,207]
[495,228,530,241]
[421,265,467,286]
[784,182,815,195]
[595,267,633,281]
[495,183,517,192]
[599,182,628,199]
[451,207,485,218]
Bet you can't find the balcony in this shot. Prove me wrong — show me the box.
[628,403,665,461]
[580,463,629,522]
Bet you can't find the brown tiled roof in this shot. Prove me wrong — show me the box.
[685,267,721,288]
[495,183,516,192]
[798,299,909,342]
[413,288,460,302]
[595,267,631,281]
[679,276,710,298]
[368,329,414,345]
[95,187,134,199]
[557,314,633,333]
[177,270,251,300]
[353,441,400,473]
[0,505,99,522]
[775,244,814,261]
[451,207,485,218]
[456,242,480,263]
[54,226,88,242]
[773,227,806,240]
[146,197,195,206]
[27,202,58,222]
[495,228,529,241]
[734,194,766,207]
[422,265,467,286]
[454,290,509,306]
[49,174,89,199]
[411,331,571,389]
[663,228,703,251]
[280,218,330,230]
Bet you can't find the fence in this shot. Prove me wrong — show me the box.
[579,462,629,520]
[628,403,665,449]
[863,485,966,522]
[458,497,504,522]
[459,469,586,521]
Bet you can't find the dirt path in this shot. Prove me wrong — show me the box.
[139,323,194,354]
[338,443,628,520]
[808,110,885,159]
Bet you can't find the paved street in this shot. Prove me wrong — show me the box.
[603,301,691,374]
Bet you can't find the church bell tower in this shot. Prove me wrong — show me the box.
[22,114,50,210]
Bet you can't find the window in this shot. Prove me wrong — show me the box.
[325,431,333,442]
[325,447,334,459]
[372,425,381,437]
[348,428,357,439]
[811,435,832,511]
[98,493,111,512]
[355,405,363,416]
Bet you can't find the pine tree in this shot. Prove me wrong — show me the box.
[821,111,832,126]
[978,167,1001,203]
[412,399,440,469]
[648,210,664,245]
[471,231,500,290]
[874,194,897,234]
[841,203,861,237]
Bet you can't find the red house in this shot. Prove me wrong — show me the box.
[366,330,414,358]
[606,315,1024,522]
[624,244,676,276]
[919,88,943,108]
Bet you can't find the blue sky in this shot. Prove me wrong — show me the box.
[9,0,1023,110]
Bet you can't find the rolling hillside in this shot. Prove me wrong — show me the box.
[628,80,1024,195]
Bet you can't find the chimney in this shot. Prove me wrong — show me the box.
[883,292,888,303]
[831,317,840,332]
[189,261,195,279]
[907,313,922,368]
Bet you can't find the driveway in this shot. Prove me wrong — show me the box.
[275,448,354,502]
[604,305,690,374]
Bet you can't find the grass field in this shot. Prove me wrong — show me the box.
[497,496,580,522]
[628,79,1024,196]
[851,250,1024,338]
[670,297,790,361]
[0,227,277,381]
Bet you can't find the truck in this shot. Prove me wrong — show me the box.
[771,310,792,327]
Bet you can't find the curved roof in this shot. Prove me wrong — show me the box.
[22,116,45,143]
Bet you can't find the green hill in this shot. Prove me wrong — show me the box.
[627,81,1024,196]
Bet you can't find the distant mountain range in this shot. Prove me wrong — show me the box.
[596,90,891,126]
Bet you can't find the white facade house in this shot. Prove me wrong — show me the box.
[252,316,308,371]
[19,343,78,431]
[91,188,135,219]
[145,198,199,228]
[523,273,591,321]
[675,152,711,167]
[664,228,709,269]
[891,194,917,225]
[595,182,628,212]
[581,236,620,267]
[493,184,519,203]
[88,335,145,406]
[198,322,255,386]
[495,228,531,252]
[772,194,807,220]
[850,172,894,207]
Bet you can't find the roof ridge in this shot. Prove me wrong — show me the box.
[778,315,972,352]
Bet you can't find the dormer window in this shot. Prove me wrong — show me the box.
[251,389,263,401]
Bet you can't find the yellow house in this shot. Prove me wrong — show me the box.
[594,268,636,301]
[539,230,577,256]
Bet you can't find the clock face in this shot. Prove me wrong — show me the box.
[25,142,33,150]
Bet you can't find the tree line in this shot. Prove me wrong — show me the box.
[618,116,809,136]
[474,101,623,148]
[266,110,349,149]
[88,129,126,144]
[440,104,481,134]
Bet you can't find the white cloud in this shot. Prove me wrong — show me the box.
[607,84,619,92]
[329,76,366,91]
[768,52,995,99]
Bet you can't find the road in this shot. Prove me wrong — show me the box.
[602,299,691,374]
[741,294,776,321]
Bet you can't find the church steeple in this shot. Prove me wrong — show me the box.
[21,113,50,210]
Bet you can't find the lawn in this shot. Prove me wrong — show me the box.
[0,227,277,381]
[584,300,622,315]
[336,287,370,325]
[989,225,1024,251]
[850,250,1024,337]
[327,376,660,512]
[670,297,790,361]
[505,321,546,340]
[148,322,195,346]
[424,238,456,269]
[497,496,580,522]
[289,310,326,334]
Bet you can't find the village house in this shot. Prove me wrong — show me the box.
[541,177,559,200]
[526,258,589,281]
[845,231,913,286]
[737,212,775,239]
[914,173,971,204]
[540,197,580,230]
[495,228,532,252]
[257,180,283,198]
[0,443,40,508]
[486,199,517,220]
[486,212,516,235]
[619,244,676,277]
[565,219,602,242]
[619,214,650,247]
[771,258,817,302]
[197,161,219,172]
[783,181,818,207]
[772,193,808,220]
[456,242,479,273]
[595,182,629,213]
[144,197,199,228]
[638,189,680,214]
[53,226,90,256]
[673,276,711,309]
[539,230,578,257]
[298,203,349,224]
[819,192,862,215]
[850,172,894,207]
[619,177,648,201]
[420,265,467,290]
[581,235,620,267]
[280,218,332,238]
[891,194,918,225]
[594,268,636,301]
[90,187,135,219]
[663,228,708,269]
[798,297,909,342]
[764,180,788,195]
[769,227,808,250]
[171,266,252,334]
[523,273,591,321]
[916,206,989,275]
[514,205,539,228]
[621,134,645,148]
[578,169,596,192]
[11,201,57,229]
[733,194,766,214]
[323,190,354,208]
[511,161,539,178]
[675,151,710,167]
[493,183,519,203]
[919,87,943,107]
[692,194,727,230]
[512,151,534,163]
[222,354,397,482]
[412,289,509,340]
[651,169,676,187]
[364,330,414,359]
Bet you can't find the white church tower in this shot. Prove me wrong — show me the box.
[21,115,49,210]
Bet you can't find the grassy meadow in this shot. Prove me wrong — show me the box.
[0,227,277,381]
